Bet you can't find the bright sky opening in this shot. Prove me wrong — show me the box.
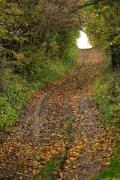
[76,31,92,49]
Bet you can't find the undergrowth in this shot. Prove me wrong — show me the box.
[94,66,120,124]
[64,115,73,138]
[93,64,120,180]
[0,44,78,131]
[38,157,62,179]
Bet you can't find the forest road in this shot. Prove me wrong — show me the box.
[0,52,115,180]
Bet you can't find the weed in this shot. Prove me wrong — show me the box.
[0,59,77,130]
[0,27,79,131]
[37,156,64,179]
[64,115,73,137]
[93,66,120,179]
[94,69,120,124]
[94,157,120,180]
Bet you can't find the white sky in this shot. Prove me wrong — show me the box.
[76,31,92,49]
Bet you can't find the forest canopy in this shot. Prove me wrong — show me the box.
[0,0,120,67]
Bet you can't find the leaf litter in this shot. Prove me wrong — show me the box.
[0,62,116,180]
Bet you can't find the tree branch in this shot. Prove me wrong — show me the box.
[69,0,106,15]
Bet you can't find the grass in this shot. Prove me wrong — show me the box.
[94,67,120,124]
[0,45,78,131]
[64,115,73,135]
[0,70,29,129]
[94,157,120,180]
[93,65,120,180]
[36,156,64,179]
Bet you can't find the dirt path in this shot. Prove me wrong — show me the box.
[0,62,115,180]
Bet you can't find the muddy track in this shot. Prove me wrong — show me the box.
[0,63,115,180]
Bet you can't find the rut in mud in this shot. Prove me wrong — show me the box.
[0,62,115,179]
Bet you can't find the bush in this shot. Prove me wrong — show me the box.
[94,66,120,179]
[0,69,29,129]
[0,30,79,130]
[94,68,120,124]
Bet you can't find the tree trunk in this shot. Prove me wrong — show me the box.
[111,44,120,69]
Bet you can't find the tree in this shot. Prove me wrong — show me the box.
[82,0,120,68]
[1,0,120,69]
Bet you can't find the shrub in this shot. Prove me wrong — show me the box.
[94,66,120,179]
[94,68,120,124]
[0,30,79,130]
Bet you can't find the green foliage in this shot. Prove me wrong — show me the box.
[0,29,78,130]
[64,115,73,138]
[0,0,79,131]
[39,157,61,178]
[94,67,120,124]
[0,69,29,129]
[83,1,120,48]
[83,1,120,68]
[94,64,120,180]
[94,157,120,180]
[0,0,79,130]
[0,96,19,128]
